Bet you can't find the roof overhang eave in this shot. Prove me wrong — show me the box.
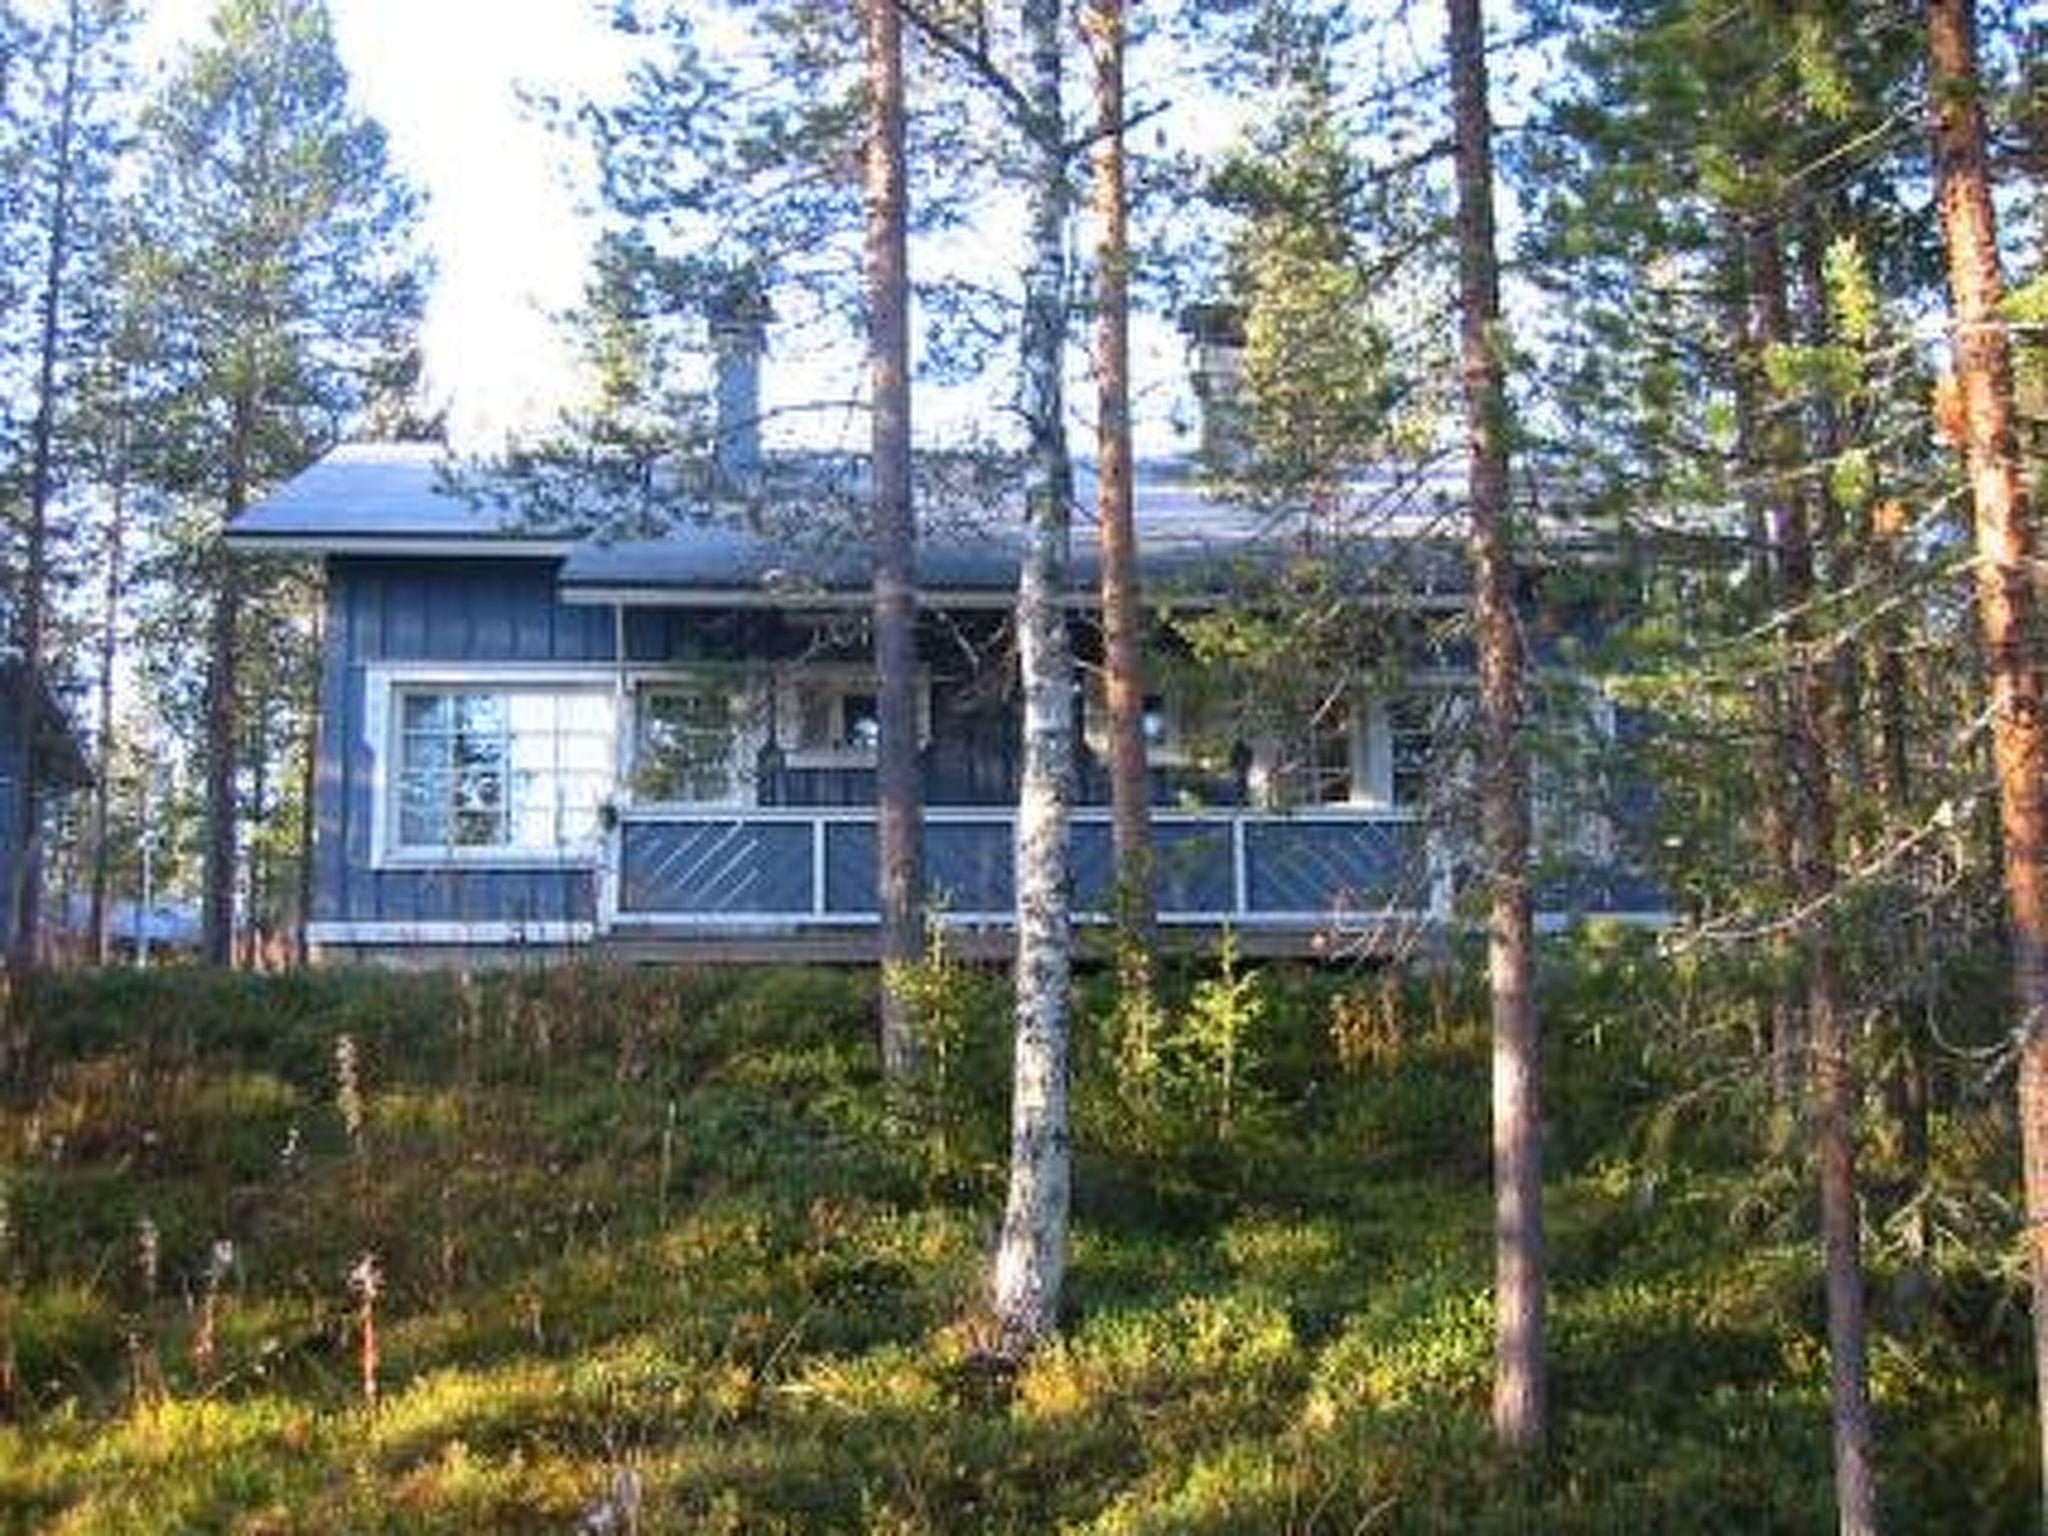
[223,533,579,559]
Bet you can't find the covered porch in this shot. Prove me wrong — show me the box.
[599,803,1444,951]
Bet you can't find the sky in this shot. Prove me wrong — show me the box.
[143,0,631,448]
[135,0,1230,459]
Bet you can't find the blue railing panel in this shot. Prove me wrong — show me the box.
[1244,818,1419,914]
[1071,819,1237,915]
[927,819,1014,913]
[824,821,876,915]
[618,819,812,915]
[1154,821,1237,914]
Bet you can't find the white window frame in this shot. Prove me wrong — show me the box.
[1531,680,1619,863]
[366,664,619,870]
[1249,694,1373,809]
[625,671,767,809]
[777,664,930,770]
[1082,679,1196,768]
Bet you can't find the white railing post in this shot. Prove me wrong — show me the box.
[1231,813,1250,918]
[596,818,620,933]
[811,816,828,916]
[1426,826,1454,921]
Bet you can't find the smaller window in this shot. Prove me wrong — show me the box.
[782,671,926,766]
[634,687,747,804]
[1301,710,1356,804]
[1388,695,1435,809]
[1140,695,1171,752]
[1084,685,1190,764]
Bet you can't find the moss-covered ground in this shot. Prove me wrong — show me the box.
[0,941,2028,1532]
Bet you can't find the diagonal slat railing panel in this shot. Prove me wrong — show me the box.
[1244,818,1421,916]
[618,819,812,914]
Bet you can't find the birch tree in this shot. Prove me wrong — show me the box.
[991,0,1077,1355]
[867,0,926,1079]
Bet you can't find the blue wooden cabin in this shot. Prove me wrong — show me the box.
[229,439,1663,965]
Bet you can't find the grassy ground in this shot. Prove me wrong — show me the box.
[0,944,2030,1533]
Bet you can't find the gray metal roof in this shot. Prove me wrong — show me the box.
[230,440,1481,600]
[229,443,569,550]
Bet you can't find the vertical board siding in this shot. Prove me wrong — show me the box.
[322,558,616,927]
[314,558,1665,940]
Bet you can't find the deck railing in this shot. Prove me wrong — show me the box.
[599,806,1447,932]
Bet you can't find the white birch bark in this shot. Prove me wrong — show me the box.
[992,0,1074,1355]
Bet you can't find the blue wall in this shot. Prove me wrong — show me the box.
[318,558,616,928]
[315,557,1665,935]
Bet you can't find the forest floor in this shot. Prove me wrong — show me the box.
[0,948,2030,1533]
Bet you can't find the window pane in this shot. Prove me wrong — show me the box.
[841,693,880,752]
[398,770,450,846]
[402,694,451,732]
[453,808,502,846]
[508,733,557,774]
[454,766,504,814]
[394,687,613,852]
[1390,695,1436,808]
[559,694,613,733]
[556,733,613,774]
[401,728,454,770]
[1141,695,1169,751]
[456,694,506,736]
[636,689,735,802]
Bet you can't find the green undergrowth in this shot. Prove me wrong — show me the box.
[0,939,2029,1532]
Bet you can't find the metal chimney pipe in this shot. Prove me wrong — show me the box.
[707,278,772,487]
[1179,302,1248,468]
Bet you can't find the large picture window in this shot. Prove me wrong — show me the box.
[393,688,613,854]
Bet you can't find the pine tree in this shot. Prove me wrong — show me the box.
[866,0,926,1079]
[1,0,135,968]
[134,0,423,966]
[1085,0,1154,959]
[1445,0,1545,1456]
[1927,0,2048,1519]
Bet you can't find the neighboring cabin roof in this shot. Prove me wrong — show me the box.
[229,440,1485,604]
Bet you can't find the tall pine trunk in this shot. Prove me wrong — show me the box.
[87,438,126,965]
[1750,218,1880,1536]
[1086,0,1153,957]
[1927,1,2048,1519]
[10,0,85,971]
[202,397,253,968]
[295,597,321,970]
[1725,250,1807,1113]
[1445,0,1543,1453]
[866,0,925,1078]
[992,0,1075,1356]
